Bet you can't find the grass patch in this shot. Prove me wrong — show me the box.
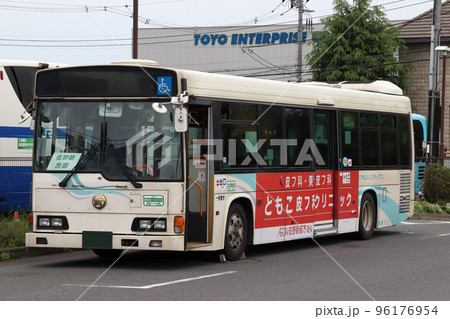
[0,252,11,261]
[0,212,30,249]
[414,201,450,215]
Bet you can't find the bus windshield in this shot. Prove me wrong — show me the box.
[33,100,182,181]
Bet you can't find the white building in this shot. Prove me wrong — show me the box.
[138,24,324,81]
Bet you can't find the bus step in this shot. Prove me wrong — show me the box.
[186,242,211,249]
[314,222,334,230]
[314,228,338,237]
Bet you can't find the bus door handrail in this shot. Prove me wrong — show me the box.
[188,176,205,218]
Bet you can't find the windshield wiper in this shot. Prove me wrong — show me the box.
[105,143,142,189]
[59,143,101,187]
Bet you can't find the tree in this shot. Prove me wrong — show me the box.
[306,0,411,91]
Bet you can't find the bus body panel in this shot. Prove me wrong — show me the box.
[0,60,65,211]
[25,172,186,251]
[359,169,413,228]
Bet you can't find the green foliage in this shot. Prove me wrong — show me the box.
[415,201,450,215]
[0,252,11,261]
[0,215,30,249]
[306,0,411,92]
[422,164,450,204]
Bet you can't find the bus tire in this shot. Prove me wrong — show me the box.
[357,193,376,240]
[92,249,123,260]
[224,203,247,261]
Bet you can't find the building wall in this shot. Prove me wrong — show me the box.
[138,25,323,82]
[400,42,450,152]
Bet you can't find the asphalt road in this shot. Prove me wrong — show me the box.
[1,220,450,301]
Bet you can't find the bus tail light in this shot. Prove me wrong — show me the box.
[174,216,184,233]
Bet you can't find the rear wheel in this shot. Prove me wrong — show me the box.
[224,203,247,261]
[357,193,376,240]
[92,249,123,260]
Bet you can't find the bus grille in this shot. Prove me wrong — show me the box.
[399,172,411,214]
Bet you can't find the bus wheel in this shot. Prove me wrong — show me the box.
[357,193,376,240]
[224,203,247,261]
[92,249,123,260]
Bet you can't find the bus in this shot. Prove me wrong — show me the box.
[0,60,65,212]
[412,113,427,196]
[25,60,414,261]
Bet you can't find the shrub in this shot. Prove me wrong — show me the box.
[423,164,450,204]
[0,218,30,249]
[0,252,11,261]
[414,201,450,215]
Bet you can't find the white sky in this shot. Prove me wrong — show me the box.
[0,0,437,65]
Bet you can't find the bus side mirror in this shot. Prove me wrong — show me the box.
[422,140,427,151]
[174,107,188,132]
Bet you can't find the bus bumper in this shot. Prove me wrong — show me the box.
[25,232,185,251]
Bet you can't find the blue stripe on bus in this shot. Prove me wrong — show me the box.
[0,126,34,139]
[0,126,68,139]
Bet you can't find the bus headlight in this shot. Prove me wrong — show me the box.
[51,217,63,227]
[139,220,152,230]
[37,216,68,230]
[132,218,166,232]
[38,217,50,227]
[153,220,166,230]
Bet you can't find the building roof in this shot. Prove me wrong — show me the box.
[399,0,450,43]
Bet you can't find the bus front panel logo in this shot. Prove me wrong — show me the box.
[92,194,107,210]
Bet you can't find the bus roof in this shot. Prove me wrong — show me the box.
[38,59,412,115]
[174,67,411,114]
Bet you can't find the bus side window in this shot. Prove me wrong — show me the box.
[260,105,283,167]
[221,103,258,169]
[380,115,398,166]
[314,111,331,168]
[341,112,359,167]
[398,115,411,167]
[286,107,311,168]
[360,112,380,166]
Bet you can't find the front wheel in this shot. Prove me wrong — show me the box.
[357,193,376,240]
[224,203,248,261]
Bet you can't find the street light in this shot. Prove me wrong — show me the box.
[435,45,449,163]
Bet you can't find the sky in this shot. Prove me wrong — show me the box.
[0,0,438,65]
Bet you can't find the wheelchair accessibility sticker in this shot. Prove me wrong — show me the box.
[157,76,172,95]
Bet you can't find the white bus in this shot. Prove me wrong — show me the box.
[25,60,414,261]
[0,60,64,212]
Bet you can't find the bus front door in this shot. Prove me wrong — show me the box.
[186,107,211,247]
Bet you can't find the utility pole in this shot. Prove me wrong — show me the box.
[290,0,312,82]
[297,0,303,81]
[428,0,441,159]
[133,0,138,59]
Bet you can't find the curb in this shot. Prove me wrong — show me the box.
[0,246,77,259]
[409,213,450,221]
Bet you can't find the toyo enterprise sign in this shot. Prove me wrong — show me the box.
[193,31,325,46]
